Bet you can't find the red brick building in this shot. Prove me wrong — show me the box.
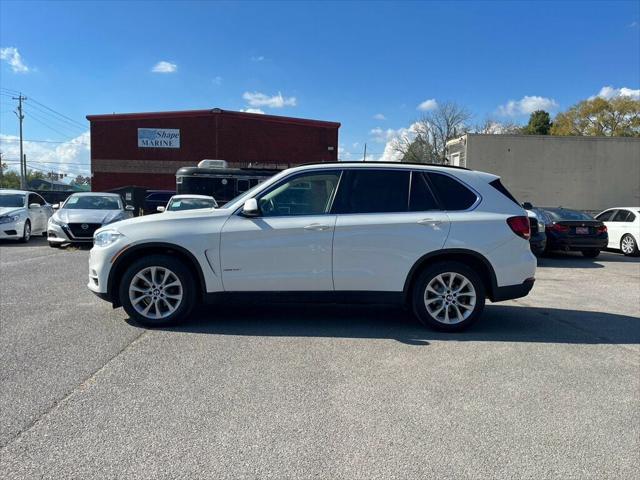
[87,108,340,191]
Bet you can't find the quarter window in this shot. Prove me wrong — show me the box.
[427,172,478,211]
[409,172,439,211]
[258,171,341,216]
[333,170,410,214]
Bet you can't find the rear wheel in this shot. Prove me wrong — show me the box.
[581,249,600,258]
[19,220,31,243]
[621,234,639,257]
[412,261,486,332]
[119,255,196,327]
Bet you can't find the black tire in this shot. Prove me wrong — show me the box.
[412,261,486,332]
[119,254,197,327]
[581,249,600,258]
[48,241,61,248]
[19,220,31,243]
[620,234,640,257]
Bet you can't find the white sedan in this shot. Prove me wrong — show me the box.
[157,194,218,212]
[595,207,640,256]
[0,189,53,242]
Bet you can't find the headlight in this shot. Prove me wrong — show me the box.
[49,217,66,227]
[94,230,124,247]
[0,214,19,224]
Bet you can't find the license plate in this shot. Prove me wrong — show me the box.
[576,227,589,234]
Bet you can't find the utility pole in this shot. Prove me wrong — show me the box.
[12,94,27,189]
[363,143,367,162]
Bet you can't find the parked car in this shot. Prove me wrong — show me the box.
[523,203,546,256]
[532,207,608,258]
[157,194,218,212]
[47,192,134,247]
[0,189,53,242]
[143,190,175,215]
[88,162,536,331]
[595,207,640,256]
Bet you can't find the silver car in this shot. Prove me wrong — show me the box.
[47,192,134,247]
[0,189,53,243]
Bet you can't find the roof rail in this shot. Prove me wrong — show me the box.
[297,161,470,170]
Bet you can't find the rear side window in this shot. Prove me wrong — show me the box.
[427,172,477,211]
[409,172,439,211]
[333,170,409,214]
[489,178,520,206]
[612,210,633,222]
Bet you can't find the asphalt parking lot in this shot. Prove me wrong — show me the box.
[1,237,639,479]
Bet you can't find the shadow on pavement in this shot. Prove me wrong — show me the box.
[538,250,640,268]
[0,235,48,248]
[136,303,640,346]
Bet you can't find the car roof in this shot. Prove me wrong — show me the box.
[599,207,640,211]
[0,189,32,195]
[170,194,215,200]
[68,192,122,198]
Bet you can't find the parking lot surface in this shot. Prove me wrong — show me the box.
[1,237,639,479]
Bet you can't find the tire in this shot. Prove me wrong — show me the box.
[620,234,640,257]
[119,254,196,327]
[48,241,61,249]
[581,249,600,258]
[19,220,31,243]
[412,261,486,332]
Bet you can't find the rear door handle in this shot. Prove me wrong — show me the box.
[304,223,332,231]
[417,218,443,226]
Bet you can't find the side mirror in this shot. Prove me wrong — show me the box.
[522,202,533,210]
[125,205,135,211]
[29,203,40,209]
[52,203,60,210]
[241,198,260,217]
[157,206,165,212]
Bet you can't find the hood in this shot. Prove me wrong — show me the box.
[0,207,25,217]
[55,209,126,225]
[96,207,230,235]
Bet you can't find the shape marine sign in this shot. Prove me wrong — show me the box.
[138,128,180,148]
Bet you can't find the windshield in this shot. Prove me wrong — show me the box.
[543,208,594,221]
[0,194,25,208]
[63,195,122,210]
[168,198,217,211]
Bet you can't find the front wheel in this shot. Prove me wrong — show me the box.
[19,220,31,243]
[621,234,639,257]
[581,249,600,258]
[412,261,486,332]
[119,255,196,327]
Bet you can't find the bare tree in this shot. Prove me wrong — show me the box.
[393,101,471,164]
[473,117,523,134]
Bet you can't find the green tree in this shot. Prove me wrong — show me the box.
[551,96,640,136]
[524,110,552,135]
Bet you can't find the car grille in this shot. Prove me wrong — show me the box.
[528,217,539,235]
[67,223,101,238]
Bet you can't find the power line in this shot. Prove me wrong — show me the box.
[26,96,88,129]
[25,101,88,134]
[22,106,82,141]
[0,137,89,145]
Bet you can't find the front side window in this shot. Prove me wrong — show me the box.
[596,210,615,222]
[333,170,410,214]
[28,194,44,206]
[258,171,341,216]
[427,172,478,211]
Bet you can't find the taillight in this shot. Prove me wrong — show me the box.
[548,223,570,233]
[507,216,531,240]
[597,225,607,234]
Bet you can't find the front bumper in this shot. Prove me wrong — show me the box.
[87,240,124,298]
[0,218,26,239]
[48,222,95,244]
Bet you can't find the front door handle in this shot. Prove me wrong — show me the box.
[304,223,332,231]
[417,218,443,226]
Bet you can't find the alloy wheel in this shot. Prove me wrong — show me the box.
[621,235,635,255]
[128,266,183,320]
[423,272,476,324]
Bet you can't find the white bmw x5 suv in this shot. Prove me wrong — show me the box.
[88,163,536,331]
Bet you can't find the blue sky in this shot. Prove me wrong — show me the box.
[1,0,639,176]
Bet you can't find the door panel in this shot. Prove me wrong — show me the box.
[220,215,336,291]
[332,212,450,291]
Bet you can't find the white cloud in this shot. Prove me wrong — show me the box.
[590,85,640,100]
[240,108,265,114]
[497,95,558,116]
[212,76,223,86]
[373,113,386,120]
[151,61,177,73]
[251,55,265,62]
[417,99,438,111]
[0,47,30,73]
[629,21,639,28]
[0,132,90,176]
[242,91,296,108]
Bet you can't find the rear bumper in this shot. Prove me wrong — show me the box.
[547,236,608,251]
[492,277,535,302]
[529,232,546,255]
